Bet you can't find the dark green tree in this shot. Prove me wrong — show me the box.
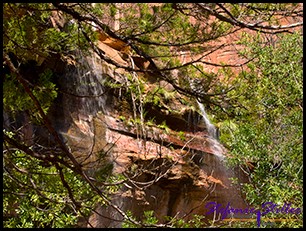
[219,31,303,228]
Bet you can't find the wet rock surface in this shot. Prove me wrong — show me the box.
[43,34,250,227]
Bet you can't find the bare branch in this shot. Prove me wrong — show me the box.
[3,52,143,227]
[197,3,302,34]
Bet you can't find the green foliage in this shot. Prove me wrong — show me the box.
[129,117,143,126]
[3,3,99,120]
[122,210,139,228]
[3,69,58,122]
[218,120,238,147]
[3,149,98,228]
[157,120,170,134]
[3,3,89,63]
[125,73,145,101]
[118,115,126,122]
[123,210,207,228]
[116,2,232,76]
[178,131,186,141]
[144,85,176,108]
[142,210,159,226]
[145,117,156,127]
[93,162,113,183]
[223,32,303,227]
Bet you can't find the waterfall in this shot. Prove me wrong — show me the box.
[188,77,223,159]
[197,100,217,139]
[76,52,107,115]
[53,50,112,170]
[62,51,108,117]
[197,100,225,160]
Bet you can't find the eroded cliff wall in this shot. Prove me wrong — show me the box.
[39,33,250,227]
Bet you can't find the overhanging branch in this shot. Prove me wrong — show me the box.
[197,3,302,34]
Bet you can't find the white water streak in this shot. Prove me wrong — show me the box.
[197,100,224,160]
[73,51,107,116]
[197,100,216,139]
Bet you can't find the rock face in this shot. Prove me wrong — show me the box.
[86,115,249,228]
[39,31,251,228]
[4,25,250,226]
